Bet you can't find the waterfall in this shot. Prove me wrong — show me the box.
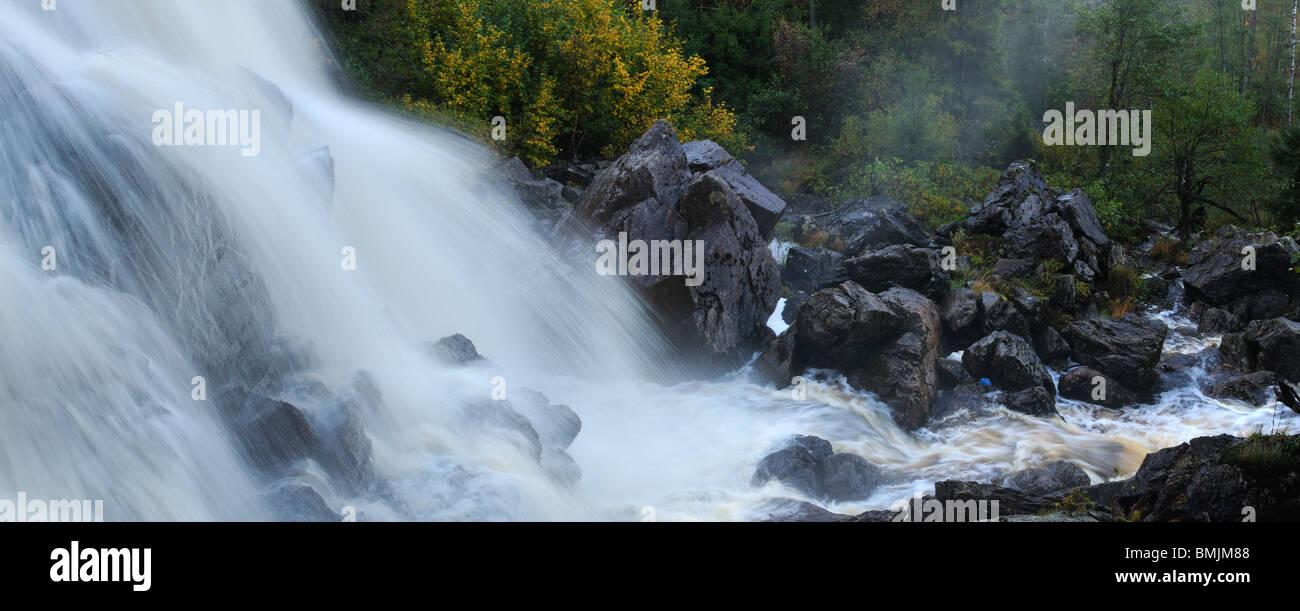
[2,0,1294,522]
[0,0,672,521]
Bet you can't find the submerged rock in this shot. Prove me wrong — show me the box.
[423,333,485,366]
[1205,371,1278,406]
[752,435,881,502]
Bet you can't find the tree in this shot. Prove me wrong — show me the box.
[1076,0,1195,178]
[1151,71,1265,234]
[310,0,742,166]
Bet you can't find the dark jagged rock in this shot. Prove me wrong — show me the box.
[940,288,982,349]
[1049,273,1077,310]
[542,160,601,189]
[793,281,899,368]
[1182,225,1300,322]
[1243,318,1300,383]
[679,139,788,240]
[751,435,832,498]
[992,257,1036,279]
[935,358,969,391]
[1059,366,1136,408]
[1086,434,1300,522]
[1003,386,1057,416]
[932,480,1058,517]
[665,172,781,368]
[851,288,941,430]
[965,162,1111,283]
[1064,314,1168,391]
[823,453,881,502]
[962,331,1056,406]
[424,333,485,366]
[1197,307,1242,335]
[754,283,940,430]
[1218,332,1254,371]
[782,246,846,294]
[576,120,688,224]
[1206,371,1278,406]
[712,162,787,242]
[1001,215,1080,271]
[823,196,932,255]
[753,329,798,388]
[681,139,733,173]
[1031,325,1072,366]
[842,244,947,299]
[678,138,788,240]
[1054,188,1110,247]
[967,161,1056,236]
[752,436,879,502]
[980,291,1029,339]
[758,499,853,522]
[576,124,782,373]
[1002,461,1091,496]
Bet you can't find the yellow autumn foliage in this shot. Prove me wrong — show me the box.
[337,0,743,167]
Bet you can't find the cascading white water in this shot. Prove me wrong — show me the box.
[2,0,1295,522]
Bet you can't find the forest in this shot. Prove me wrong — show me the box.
[311,0,1300,244]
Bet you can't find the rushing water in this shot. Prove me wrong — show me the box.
[1,0,1294,522]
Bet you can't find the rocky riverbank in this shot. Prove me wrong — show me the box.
[497,121,1300,522]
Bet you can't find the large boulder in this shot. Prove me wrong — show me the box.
[576,120,688,225]
[1001,214,1080,270]
[985,290,1030,339]
[1205,371,1278,406]
[1002,460,1091,496]
[577,122,782,373]
[782,246,846,294]
[755,283,941,430]
[967,161,1056,236]
[1086,434,1300,522]
[822,196,932,255]
[1063,314,1168,391]
[752,329,799,389]
[680,138,787,240]
[850,288,942,430]
[681,139,734,172]
[961,331,1056,416]
[966,162,1111,282]
[660,172,781,369]
[842,244,947,299]
[1054,188,1110,248]
[1197,307,1243,335]
[1058,366,1137,408]
[1243,318,1300,383]
[1182,225,1300,322]
[940,288,983,348]
[793,281,900,367]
